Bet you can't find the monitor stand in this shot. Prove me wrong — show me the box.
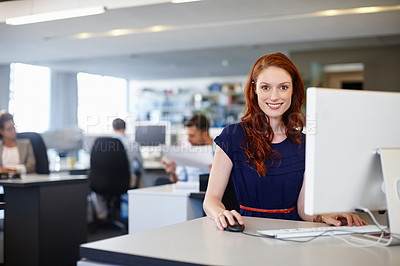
[379,148,400,245]
[353,148,400,246]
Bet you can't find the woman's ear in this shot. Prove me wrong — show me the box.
[252,81,257,94]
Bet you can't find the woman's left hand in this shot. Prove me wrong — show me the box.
[317,213,368,226]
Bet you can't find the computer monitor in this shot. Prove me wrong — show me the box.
[132,120,171,147]
[304,87,400,236]
[41,127,84,153]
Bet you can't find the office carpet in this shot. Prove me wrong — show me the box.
[87,222,128,242]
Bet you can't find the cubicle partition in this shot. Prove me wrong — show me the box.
[0,174,88,266]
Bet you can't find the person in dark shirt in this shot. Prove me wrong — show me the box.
[203,53,367,230]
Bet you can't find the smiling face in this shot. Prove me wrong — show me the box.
[254,66,293,123]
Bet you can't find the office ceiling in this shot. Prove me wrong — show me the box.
[0,0,400,80]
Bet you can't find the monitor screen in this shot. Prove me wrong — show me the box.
[41,127,84,152]
[304,88,400,215]
[132,121,170,147]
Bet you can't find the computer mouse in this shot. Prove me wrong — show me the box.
[338,217,348,226]
[224,217,245,232]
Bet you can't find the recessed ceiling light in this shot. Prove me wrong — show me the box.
[221,60,229,67]
[44,4,400,41]
[6,6,106,26]
[314,5,400,17]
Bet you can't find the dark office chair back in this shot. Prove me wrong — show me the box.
[89,137,130,196]
[200,173,240,212]
[17,132,50,174]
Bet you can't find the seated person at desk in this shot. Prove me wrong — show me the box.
[91,118,143,221]
[158,114,214,184]
[0,111,36,174]
[203,53,367,230]
[112,118,143,188]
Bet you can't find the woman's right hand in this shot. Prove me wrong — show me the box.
[214,210,244,231]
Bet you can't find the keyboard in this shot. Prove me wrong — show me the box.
[257,225,385,239]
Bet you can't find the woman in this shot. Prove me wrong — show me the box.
[0,111,36,174]
[203,53,367,230]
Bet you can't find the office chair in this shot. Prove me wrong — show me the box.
[200,173,240,212]
[17,132,50,174]
[89,137,130,230]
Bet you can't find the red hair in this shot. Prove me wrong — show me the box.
[241,53,305,176]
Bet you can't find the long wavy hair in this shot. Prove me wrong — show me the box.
[241,52,305,176]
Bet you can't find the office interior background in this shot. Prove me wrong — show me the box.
[0,0,400,160]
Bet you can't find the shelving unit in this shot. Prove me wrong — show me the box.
[200,91,246,127]
[130,79,247,128]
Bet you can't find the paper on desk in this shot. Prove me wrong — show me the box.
[172,181,199,192]
[162,145,213,169]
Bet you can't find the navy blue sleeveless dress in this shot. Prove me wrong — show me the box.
[214,122,305,221]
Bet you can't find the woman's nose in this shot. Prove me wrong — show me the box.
[270,88,279,100]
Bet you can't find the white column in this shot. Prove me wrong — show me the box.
[50,71,78,129]
[0,65,10,111]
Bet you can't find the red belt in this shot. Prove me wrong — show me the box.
[240,205,296,214]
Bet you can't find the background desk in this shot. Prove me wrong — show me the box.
[141,158,165,187]
[0,173,88,266]
[79,216,400,266]
[128,184,203,234]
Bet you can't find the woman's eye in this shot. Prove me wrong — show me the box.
[261,86,269,90]
[281,86,288,90]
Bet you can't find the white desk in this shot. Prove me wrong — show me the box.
[80,216,400,266]
[0,173,88,266]
[128,184,204,233]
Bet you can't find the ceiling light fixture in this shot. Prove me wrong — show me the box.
[170,0,202,4]
[315,5,400,17]
[45,4,400,41]
[6,6,106,26]
[221,60,229,67]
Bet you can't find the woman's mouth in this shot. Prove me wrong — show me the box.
[267,103,283,110]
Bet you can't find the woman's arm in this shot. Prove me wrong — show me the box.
[24,141,36,173]
[297,175,313,222]
[16,140,36,174]
[203,146,243,230]
[298,174,368,226]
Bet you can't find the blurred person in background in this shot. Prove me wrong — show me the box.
[0,111,36,175]
[112,118,143,188]
[159,114,214,184]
